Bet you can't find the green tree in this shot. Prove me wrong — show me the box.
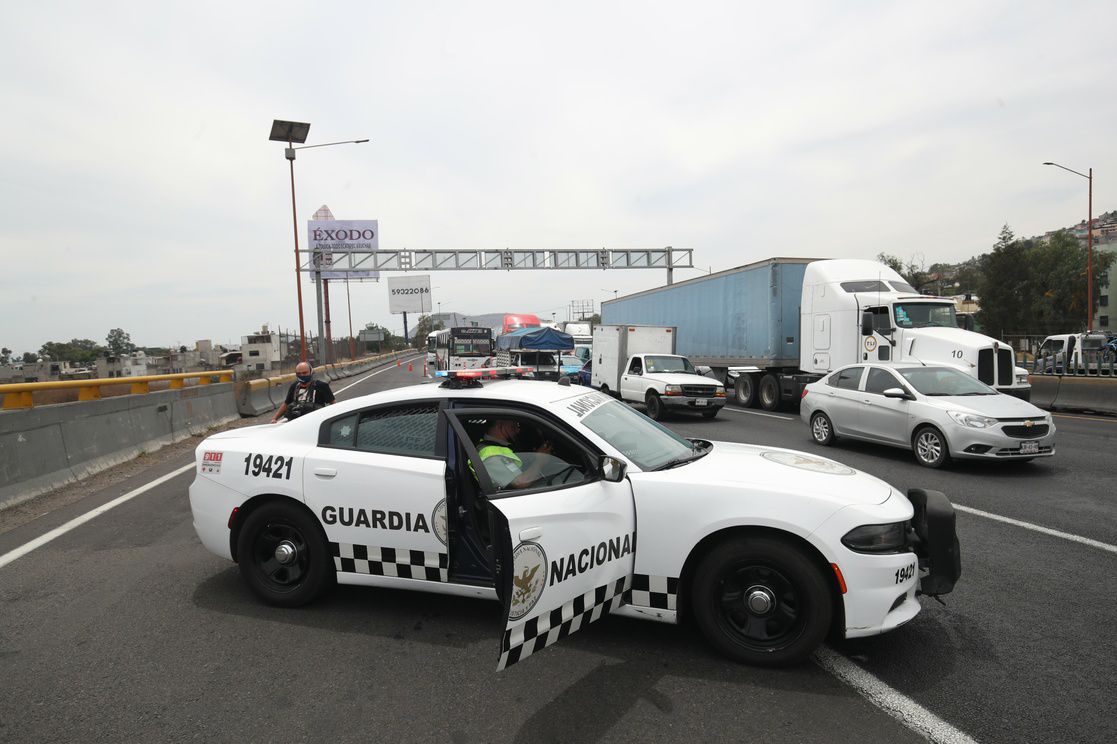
[0,347,10,365]
[876,253,932,293]
[38,339,104,365]
[22,352,37,364]
[409,315,444,350]
[1028,230,1115,333]
[105,328,136,355]
[976,226,1033,337]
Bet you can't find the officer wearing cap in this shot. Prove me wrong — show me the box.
[272,362,336,422]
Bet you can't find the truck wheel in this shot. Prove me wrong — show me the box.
[237,500,335,607]
[691,536,832,667]
[913,425,951,469]
[645,391,665,421]
[759,374,781,411]
[599,384,615,398]
[734,375,758,408]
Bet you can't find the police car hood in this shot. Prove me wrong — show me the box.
[676,441,892,506]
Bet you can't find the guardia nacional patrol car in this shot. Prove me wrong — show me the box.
[189,368,961,669]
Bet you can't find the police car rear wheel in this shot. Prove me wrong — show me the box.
[238,501,334,607]
[692,536,831,667]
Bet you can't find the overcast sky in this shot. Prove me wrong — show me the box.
[2,1,1114,355]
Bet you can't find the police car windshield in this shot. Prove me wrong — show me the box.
[580,399,695,470]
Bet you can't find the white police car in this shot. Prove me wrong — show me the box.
[189,369,960,669]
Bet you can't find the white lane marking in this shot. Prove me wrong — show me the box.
[721,407,796,421]
[815,647,979,744]
[954,503,1117,555]
[0,463,195,571]
[1051,412,1117,424]
[334,355,423,395]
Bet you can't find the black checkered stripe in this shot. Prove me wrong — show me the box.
[624,573,679,611]
[497,574,631,670]
[330,542,448,583]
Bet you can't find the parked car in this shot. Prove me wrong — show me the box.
[576,359,592,386]
[801,363,1055,468]
[559,354,583,379]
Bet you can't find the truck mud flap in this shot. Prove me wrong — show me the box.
[907,488,961,597]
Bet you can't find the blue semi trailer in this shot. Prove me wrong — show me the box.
[601,256,1031,409]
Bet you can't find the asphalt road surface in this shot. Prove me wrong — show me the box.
[1,359,1113,744]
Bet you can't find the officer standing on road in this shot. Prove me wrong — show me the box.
[271,362,336,422]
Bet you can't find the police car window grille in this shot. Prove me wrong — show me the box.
[356,406,439,456]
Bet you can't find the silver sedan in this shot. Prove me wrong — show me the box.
[800,363,1055,468]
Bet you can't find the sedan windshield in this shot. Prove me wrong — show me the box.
[897,367,998,396]
[580,399,696,470]
[644,356,696,374]
[893,303,957,329]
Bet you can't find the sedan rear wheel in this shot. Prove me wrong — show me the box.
[913,425,950,469]
[810,412,835,445]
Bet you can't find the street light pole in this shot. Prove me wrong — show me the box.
[270,119,368,364]
[287,144,308,361]
[1044,161,1094,331]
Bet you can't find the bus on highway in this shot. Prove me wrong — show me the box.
[426,329,449,368]
[433,326,494,370]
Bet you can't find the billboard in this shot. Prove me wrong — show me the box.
[387,275,432,314]
[307,219,379,280]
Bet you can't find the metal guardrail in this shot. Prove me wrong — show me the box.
[0,371,235,410]
[1030,348,1117,377]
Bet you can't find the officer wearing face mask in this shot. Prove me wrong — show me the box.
[271,361,336,422]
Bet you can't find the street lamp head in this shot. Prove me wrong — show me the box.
[270,119,310,144]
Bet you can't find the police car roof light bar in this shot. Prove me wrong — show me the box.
[435,367,532,388]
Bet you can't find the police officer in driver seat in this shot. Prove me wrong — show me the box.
[474,417,554,489]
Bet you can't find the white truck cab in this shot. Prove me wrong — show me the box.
[591,324,726,420]
[800,260,1031,399]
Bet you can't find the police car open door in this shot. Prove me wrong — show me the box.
[445,407,636,671]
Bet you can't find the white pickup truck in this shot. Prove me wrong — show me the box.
[590,324,727,420]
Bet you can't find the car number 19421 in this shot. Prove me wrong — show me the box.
[895,562,916,584]
[243,454,293,480]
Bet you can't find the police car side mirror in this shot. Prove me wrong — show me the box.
[600,456,627,483]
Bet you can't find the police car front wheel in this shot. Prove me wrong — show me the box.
[237,501,335,607]
[691,536,832,667]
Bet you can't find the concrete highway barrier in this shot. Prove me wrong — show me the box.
[1028,375,1061,409]
[0,383,238,511]
[1050,375,1117,415]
